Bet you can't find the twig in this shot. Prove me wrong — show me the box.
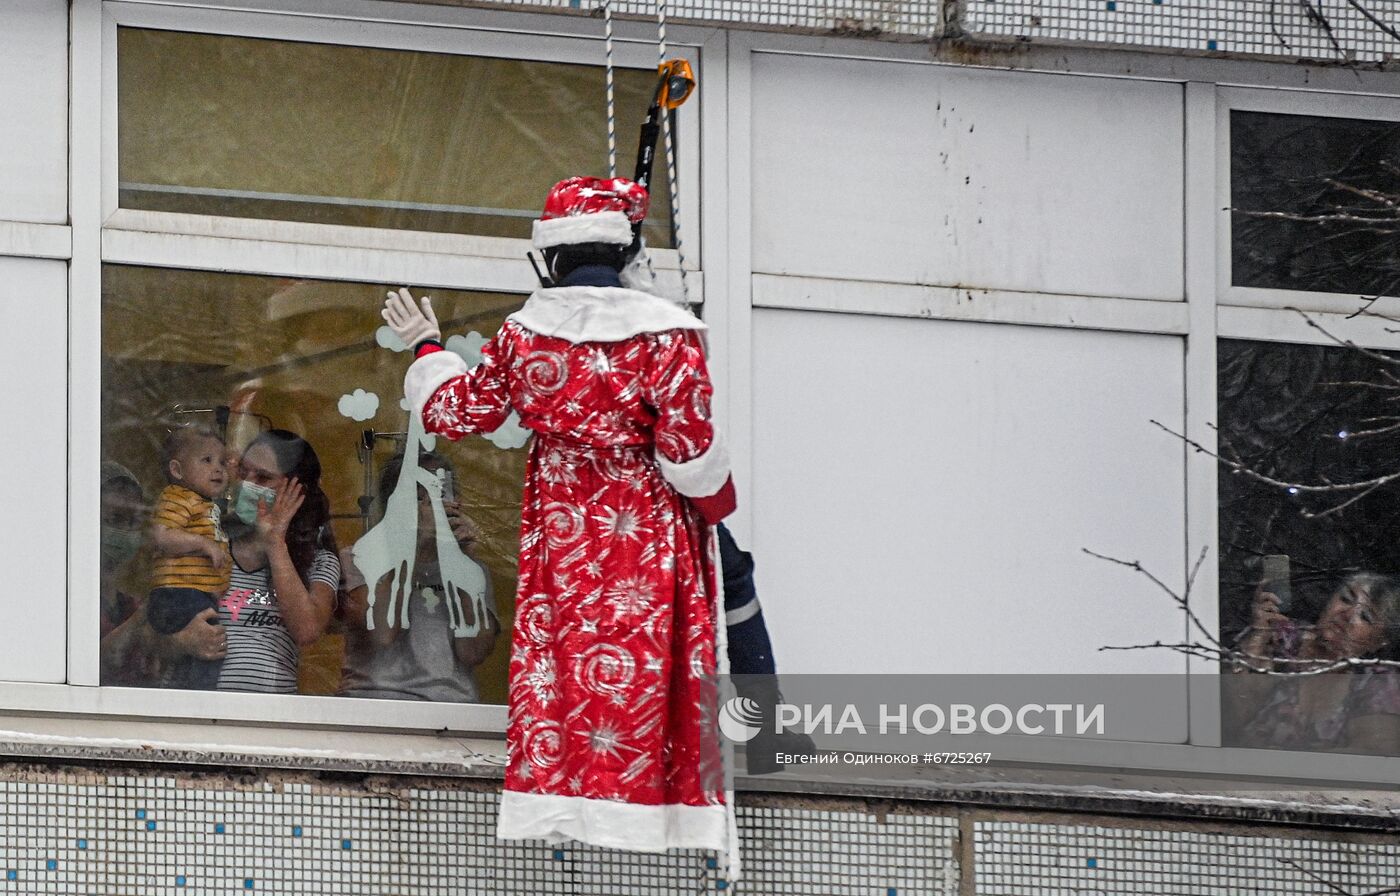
[1298,0,1348,57]
[1342,0,1400,45]
[1083,546,1219,650]
[1278,858,1353,896]
[1151,419,1400,519]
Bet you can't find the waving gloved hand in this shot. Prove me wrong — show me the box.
[382,287,441,352]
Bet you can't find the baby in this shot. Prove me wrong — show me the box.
[147,425,231,689]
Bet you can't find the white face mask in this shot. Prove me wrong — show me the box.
[230,480,276,526]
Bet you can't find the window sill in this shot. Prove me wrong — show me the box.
[0,712,508,780]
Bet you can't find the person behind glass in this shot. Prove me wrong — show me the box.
[338,450,500,702]
[146,426,232,689]
[1228,571,1400,753]
[99,462,228,686]
[216,429,340,693]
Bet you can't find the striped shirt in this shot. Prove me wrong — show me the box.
[215,549,340,694]
[151,484,231,594]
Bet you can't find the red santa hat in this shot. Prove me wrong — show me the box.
[532,176,649,250]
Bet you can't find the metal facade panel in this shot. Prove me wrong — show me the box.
[751,53,1185,302]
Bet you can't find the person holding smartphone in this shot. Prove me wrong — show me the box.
[1227,568,1400,754]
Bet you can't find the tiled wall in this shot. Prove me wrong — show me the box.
[0,764,1394,894]
[975,820,1400,895]
[0,768,958,895]
[961,0,1400,62]
[473,0,1400,62]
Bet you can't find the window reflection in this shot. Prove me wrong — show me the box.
[1231,110,1400,298]
[1217,338,1400,756]
[100,265,523,702]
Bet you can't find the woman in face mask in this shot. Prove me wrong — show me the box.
[98,462,227,685]
[216,429,340,693]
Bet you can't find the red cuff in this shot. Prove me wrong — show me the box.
[690,476,737,525]
[414,342,444,358]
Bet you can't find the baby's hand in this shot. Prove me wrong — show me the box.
[205,538,230,570]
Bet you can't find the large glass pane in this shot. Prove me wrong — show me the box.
[1217,338,1400,757]
[100,265,526,703]
[117,29,676,247]
[1231,110,1400,298]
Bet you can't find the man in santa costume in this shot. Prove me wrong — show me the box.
[382,176,736,853]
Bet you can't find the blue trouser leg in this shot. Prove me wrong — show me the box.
[718,522,777,676]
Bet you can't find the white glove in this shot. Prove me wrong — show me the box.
[382,287,441,350]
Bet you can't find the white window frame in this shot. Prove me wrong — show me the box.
[64,0,718,735]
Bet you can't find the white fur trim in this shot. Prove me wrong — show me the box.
[509,286,706,344]
[497,790,728,852]
[403,351,469,417]
[657,431,731,499]
[532,211,634,249]
[712,529,741,882]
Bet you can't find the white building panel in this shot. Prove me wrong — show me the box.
[751,54,1184,302]
[0,258,67,682]
[751,308,1187,679]
[0,1,68,224]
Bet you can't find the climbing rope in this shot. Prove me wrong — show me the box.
[603,0,618,178]
[599,0,692,305]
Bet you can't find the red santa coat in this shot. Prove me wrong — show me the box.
[403,285,732,852]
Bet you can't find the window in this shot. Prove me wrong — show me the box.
[1216,338,1400,757]
[1230,110,1400,298]
[101,265,525,702]
[117,27,676,247]
[88,4,705,720]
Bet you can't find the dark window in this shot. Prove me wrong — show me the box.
[1231,111,1400,298]
[1217,338,1400,757]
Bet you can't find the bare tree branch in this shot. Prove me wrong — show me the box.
[1090,549,1400,672]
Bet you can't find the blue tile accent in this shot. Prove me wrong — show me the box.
[1105,1,1117,9]
[214,824,226,834]
[244,879,254,890]
[45,861,56,871]
[135,810,146,820]
[717,880,728,891]
[341,839,352,851]
[888,889,898,896]
[292,826,303,838]
[176,876,187,887]
[76,840,87,850]
[1087,858,1099,868]
[146,821,157,832]
[705,858,718,870]
[5,871,14,881]
[1207,39,1218,49]
[552,849,565,860]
